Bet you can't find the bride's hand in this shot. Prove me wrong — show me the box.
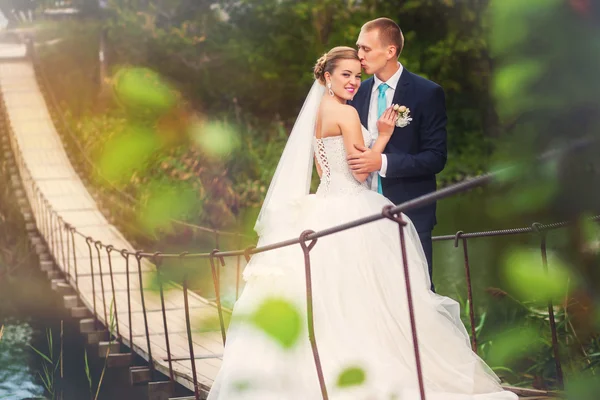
[377,106,398,137]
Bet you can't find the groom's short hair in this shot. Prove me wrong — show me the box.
[362,18,404,58]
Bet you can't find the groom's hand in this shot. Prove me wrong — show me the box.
[347,144,382,174]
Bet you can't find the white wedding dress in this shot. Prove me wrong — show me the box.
[207,123,518,399]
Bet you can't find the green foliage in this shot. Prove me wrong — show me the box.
[336,366,366,388]
[138,181,198,234]
[28,329,59,398]
[192,120,242,158]
[250,298,302,349]
[232,379,252,393]
[502,247,572,304]
[486,326,543,370]
[113,67,179,117]
[97,123,161,185]
[487,9,600,392]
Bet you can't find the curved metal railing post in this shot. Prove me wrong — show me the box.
[94,241,109,326]
[120,249,134,365]
[299,230,328,400]
[153,252,175,390]
[106,245,120,340]
[210,249,227,345]
[135,251,154,379]
[532,222,564,389]
[180,252,200,400]
[69,226,79,290]
[454,231,477,353]
[383,206,426,400]
[64,222,72,284]
[57,216,67,273]
[85,237,99,330]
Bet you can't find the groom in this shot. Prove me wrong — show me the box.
[348,18,447,290]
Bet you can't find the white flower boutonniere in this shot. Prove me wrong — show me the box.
[393,104,412,128]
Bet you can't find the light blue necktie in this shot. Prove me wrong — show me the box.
[376,83,389,194]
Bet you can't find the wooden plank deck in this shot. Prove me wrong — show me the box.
[0,60,226,396]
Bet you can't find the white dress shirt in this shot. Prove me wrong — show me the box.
[367,63,404,191]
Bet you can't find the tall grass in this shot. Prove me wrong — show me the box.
[29,327,61,399]
[27,299,118,400]
[84,299,117,400]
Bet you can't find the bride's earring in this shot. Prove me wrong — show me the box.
[327,82,334,97]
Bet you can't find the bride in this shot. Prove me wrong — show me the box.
[207,47,518,400]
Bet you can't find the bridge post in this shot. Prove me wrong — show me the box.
[105,246,121,340]
[154,253,175,393]
[93,241,109,328]
[209,249,227,346]
[135,251,155,380]
[85,237,99,330]
[181,252,200,400]
[532,222,564,389]
[383,206,427,400]
[299,229,328,400]
[454,231,478,353]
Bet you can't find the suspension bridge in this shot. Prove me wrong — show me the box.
[0,35,573,400]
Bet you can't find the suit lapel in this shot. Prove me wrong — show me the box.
[392,69,412,108]
[359,78,374,128]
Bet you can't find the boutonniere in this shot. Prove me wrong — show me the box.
[392,104,412,128]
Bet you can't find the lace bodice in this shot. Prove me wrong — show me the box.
[313,126,372,196]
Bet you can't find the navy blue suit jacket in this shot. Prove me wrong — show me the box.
[349,69,448,233]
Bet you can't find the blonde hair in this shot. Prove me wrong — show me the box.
[313,46,359,85]
[361,18,404,57]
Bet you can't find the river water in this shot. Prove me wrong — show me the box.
[0,255,147,399]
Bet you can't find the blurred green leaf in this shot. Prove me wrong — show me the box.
[487,326,542,367]
[337,366,366,388]
[490,162,518,185]
[191,120,241,159]
[489,0,561,56]
[565,372,600,400]
[138,182,198,234]
[97,124,159,185]
[250,298,301,349]
[493,60,543,115]
[113,67,178,116]
[195,313,230,333]
[502,247,572,303]
[580,214,600,245]
[233,380,251,392]
[509,178,557,213]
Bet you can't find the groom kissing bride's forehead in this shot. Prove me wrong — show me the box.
[356,17,405,78]
[349,17,448,291]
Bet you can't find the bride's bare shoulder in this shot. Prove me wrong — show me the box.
[329,103,360,124]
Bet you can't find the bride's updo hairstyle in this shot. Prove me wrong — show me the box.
[313,46,359,85]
